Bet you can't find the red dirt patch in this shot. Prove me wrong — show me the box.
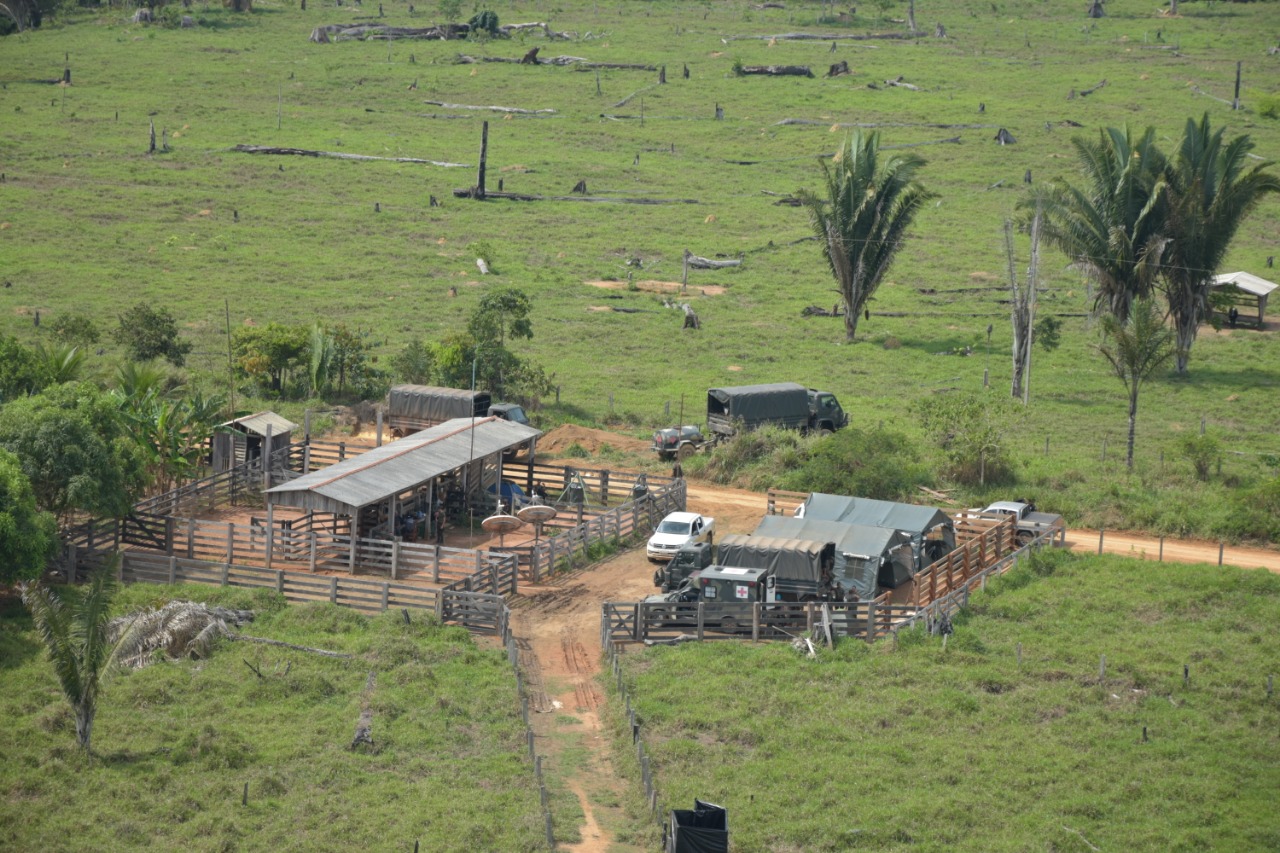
[537,424,649,456]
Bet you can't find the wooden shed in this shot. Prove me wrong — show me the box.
[212,411,299,472]
[1210,271,1277,328]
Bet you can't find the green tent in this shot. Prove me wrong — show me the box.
[753,516,915,600]
[796,493,955,569]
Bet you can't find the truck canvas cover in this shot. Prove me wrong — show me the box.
[799,493,956,552]
[753,516,915,599]
[706,382,809,422]
[387,385,491,423]
[716,533,830,587]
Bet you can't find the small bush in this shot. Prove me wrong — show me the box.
[781,426,932,501]
[1257,93,1280,120]
[1177,433,1220,482]
[882,336,902,350]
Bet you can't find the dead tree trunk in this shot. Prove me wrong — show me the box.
[475,119,488,199]
[1006,206,1042,402]
[737,65,814,78]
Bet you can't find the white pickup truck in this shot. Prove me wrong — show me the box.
[979,501,1065,546]
[646,512,716,562]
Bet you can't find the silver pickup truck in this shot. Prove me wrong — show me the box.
[980,501,1065,546]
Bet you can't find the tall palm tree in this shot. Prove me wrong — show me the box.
[1159,113,1280,374]
[20,561,135,753]
[798,131,936,342]
[1096,299,1178,470]
[1031,125,1168,323]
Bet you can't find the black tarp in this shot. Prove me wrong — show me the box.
[386,385,490,426]
[706,382,809,426]
[669,799,728,853]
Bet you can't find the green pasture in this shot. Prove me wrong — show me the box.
[2,0,1279,533]
[0,584,551,851]
[611,551,1280,852]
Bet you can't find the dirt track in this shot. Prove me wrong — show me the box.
[509,472,1279,851]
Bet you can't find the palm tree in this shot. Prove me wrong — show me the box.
[1031,125,1168,323]
[1158,113,1280,374]
[1096,299,1178,470]
[798,131,936,342]
[20,562,135,753]
[33,343,87,386]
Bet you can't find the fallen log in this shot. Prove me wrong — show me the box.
[737,64,814,78]
[612,83,659,109]
[723,31,922,42]
[775,118,999,129]
[882,75,921,90]
[684,249,741,270]
[453,188,698,204]
[454,54,657,70]
[1068,78,1107,99]
[882,135,962,149]
[350,670,376,752]
[827,60,851,77]
[423,100,556,114]
[232,144,468,167]
[231,634,354,658]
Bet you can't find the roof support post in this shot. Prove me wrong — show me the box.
[349,515,359,574]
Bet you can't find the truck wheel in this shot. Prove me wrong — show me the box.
[1016,530,1035,547]
[677,443,696,461]
[816,428,834,437]
[720,616,737,632]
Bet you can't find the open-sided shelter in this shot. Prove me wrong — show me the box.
[796,492,955,569]
[212,411,298,471]
[1210,271,1276,328]
[265,417,540,553]
[753,515,915,599]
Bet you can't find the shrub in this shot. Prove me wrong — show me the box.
[1257,93,1280,120]
[1177,433,1220,482]
[915,389,1022,486]
[780,426,932,501]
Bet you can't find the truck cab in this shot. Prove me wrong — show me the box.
[488,403,530,425]
[653,541,714,591]
[807,390,848,434]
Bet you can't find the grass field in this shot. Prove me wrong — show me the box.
[610,550,1280,852]
[0,584,549,852]
[3,0,1280,537]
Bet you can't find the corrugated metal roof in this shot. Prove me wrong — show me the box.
[221,411,299,437]
[266,417,540,513]
[1212,271,1278,298]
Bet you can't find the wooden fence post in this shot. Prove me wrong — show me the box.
[221,562,229,586]
[226,522,236,564]
[381,582,390,611]
[865,600,877,643]
[432,545,441,583]
[696,601,705,642]
[330,575,338,604]
[309,532,318,572]
[186,523,196,559]
[168,556,177,585]
[276,570,284,595]
[391,539,400,581]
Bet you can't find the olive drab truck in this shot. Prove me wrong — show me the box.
[705,382,848,442]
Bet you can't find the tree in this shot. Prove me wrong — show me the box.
[798,131,935,342]
[21,562,134,752]
[113,304,193,367]
[0,382,146,523]
[915,390,1023,486]
[392,338,437,385]
[1031,125,1168,323]
[233,323,309,393]
[1004,206,1042,402]
[1096,299,1177,470]
[48,312,101,349]
[0,449,59,585]
[33,343,87,386]
[115,386,226,495]
[1158,114,1280,374]
[468,288,534,350]
[0,335,50,402]
[328,324,377,395]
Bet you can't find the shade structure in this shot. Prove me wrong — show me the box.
[265,416,540,515]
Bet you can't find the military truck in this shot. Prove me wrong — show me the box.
[751,516,918,600]
[715,533,837,602]
[706,382,848,442]
[385,386,533,457]
[643,567,771,630]
[652,541,714,591]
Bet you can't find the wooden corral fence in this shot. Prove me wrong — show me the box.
[912,514,1015,609]
[765,488,809,518]
[497,464,685,583]
[59,513,519,593]
[105,550,510,634]
[602,595,918,645]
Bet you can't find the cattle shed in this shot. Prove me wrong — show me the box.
[213,411,298,471]
[265,417,540,541]
[1211,271,1276,328]
[796,493,955,567]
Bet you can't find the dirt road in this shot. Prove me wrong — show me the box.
[508,477,1278,851]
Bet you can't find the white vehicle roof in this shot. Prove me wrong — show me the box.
[662,511,702,523]
[984,501,1027,513]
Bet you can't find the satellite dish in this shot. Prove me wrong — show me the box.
[481,513,524,549]
[517,504,558,542]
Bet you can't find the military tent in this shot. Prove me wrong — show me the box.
[753,515,914,599]
[796,493,955,569]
